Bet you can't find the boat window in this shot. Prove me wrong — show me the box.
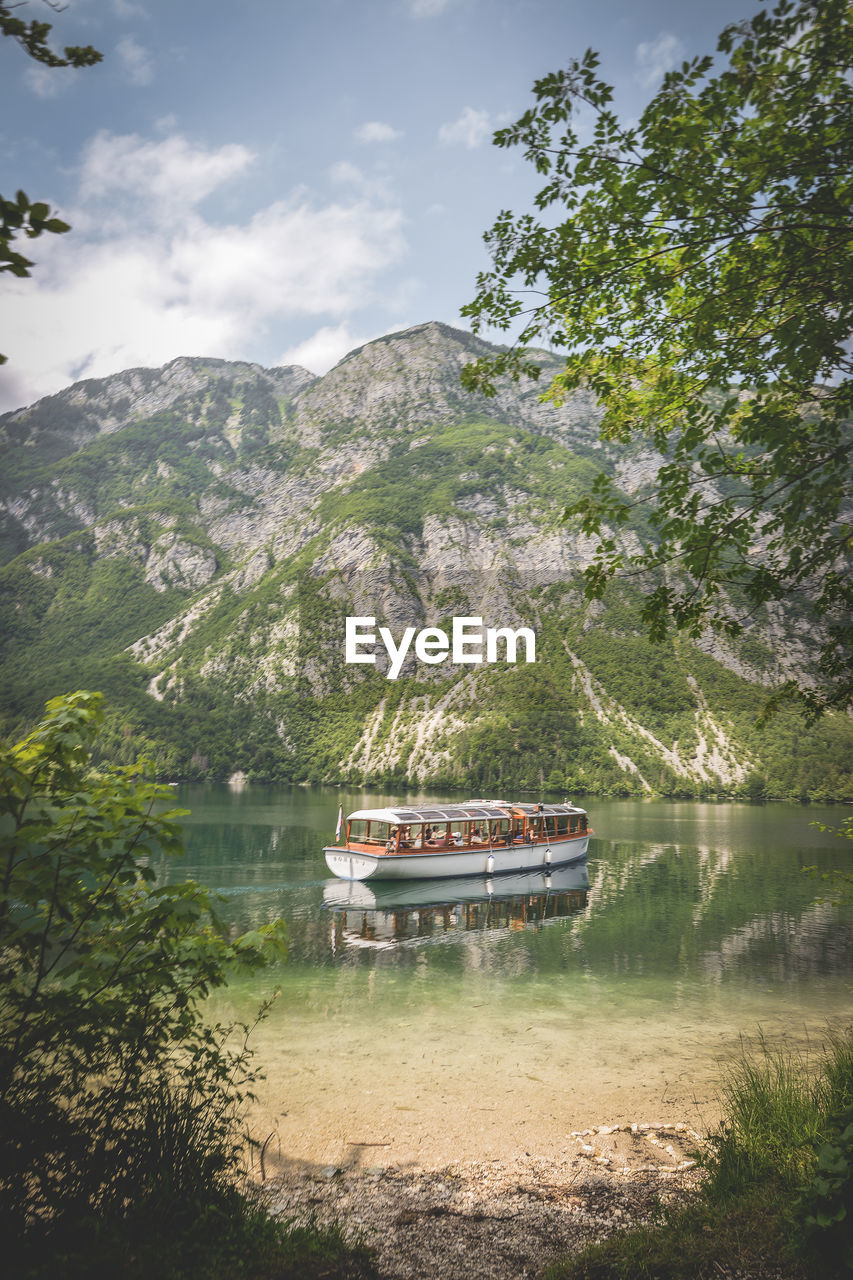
[348,818,389,846]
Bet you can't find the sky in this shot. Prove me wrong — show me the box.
[0,0,756,414]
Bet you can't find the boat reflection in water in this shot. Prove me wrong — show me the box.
[323,860,590,953]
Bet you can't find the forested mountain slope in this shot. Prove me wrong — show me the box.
[1,322,850,799]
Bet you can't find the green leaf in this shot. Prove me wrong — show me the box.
[463,0,853,716]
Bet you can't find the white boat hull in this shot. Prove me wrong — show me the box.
[323,834,589,881]
[323,859,591,910]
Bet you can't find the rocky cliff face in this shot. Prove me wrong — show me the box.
[1,323,849,799]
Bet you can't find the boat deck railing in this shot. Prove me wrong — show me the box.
[341,826,590,857]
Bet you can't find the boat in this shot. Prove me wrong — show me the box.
[323,799,592,881]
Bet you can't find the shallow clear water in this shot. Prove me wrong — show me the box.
[158,786,853,1164]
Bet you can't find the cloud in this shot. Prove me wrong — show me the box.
[408,0,453,16]
[330,160,367,186]
[0,131,407,411]
[77,129,252,212]
[328,160,396,205]
[76,131,255,227]
[355,120,403,144]
[23,63,77,98]
[112,0,148,16]
[438,106,491,149]
[635,32,687,88]
[166,198,405,318]
[116,35,154,86]
[277,324,376,374]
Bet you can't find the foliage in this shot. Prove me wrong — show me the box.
[462,0,853,717]
[315,415,599,551]
[0,189,70,283]
[0,691,287,1259]
[545,1029,853,1280]
[3,405,243,505]
[0,1,101,68]
[451,656,582,794]
[795,1104,853,1273]
[1,2,102,363]
[684,648,853,800]
[3,532,853,797]
[0,534,184,725]
[570,629,695,745]
[702,1031,853,1200]
[21,1186,380,1280]
[805,813,853,906]
[543,1188,807,1280]
[2,348,853,798]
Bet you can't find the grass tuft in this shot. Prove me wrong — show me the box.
[545,1025,853,1280]
[704,1029,853,1201]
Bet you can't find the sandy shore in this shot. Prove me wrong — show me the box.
[240,1007,816,1277]
[228,968,848,1279]
[248,1033,722,1176]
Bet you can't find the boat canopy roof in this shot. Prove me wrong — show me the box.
[346,800,585,825]
[508,802,586,817]
[347,803,509,825]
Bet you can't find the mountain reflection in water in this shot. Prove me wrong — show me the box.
[323,861,590,952]
[166,791,853,997]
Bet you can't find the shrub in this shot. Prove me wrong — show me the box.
[795,1104,853,1273]
[703,1031,853,1202]
[0,692,287,1261]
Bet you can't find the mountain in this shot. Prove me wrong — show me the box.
[1,322,851,800]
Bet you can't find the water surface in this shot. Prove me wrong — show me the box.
[162,788,853,1168]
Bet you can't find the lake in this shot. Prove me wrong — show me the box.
[162,787,853,1171]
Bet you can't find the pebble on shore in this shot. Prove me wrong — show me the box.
[264,1121,707,1280]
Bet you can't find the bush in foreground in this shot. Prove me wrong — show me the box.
[0,693,336,1276]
